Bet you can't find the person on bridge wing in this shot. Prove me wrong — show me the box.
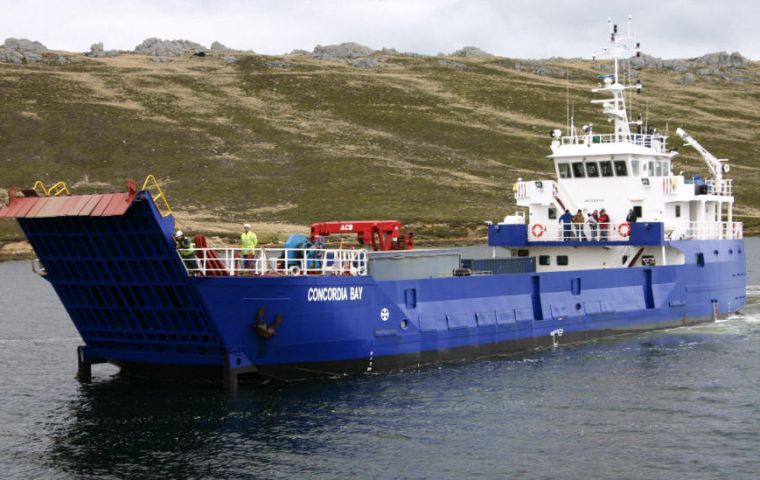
[626,208,638,223]
[559,209,574,241]
[572,209,586,241]
[240,223,258,273]
[598,209,610,241]
[587,209,599,241]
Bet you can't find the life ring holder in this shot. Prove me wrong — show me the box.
[617,222,631,238]
[531,224,545,238]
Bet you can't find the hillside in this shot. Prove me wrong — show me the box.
[1,45,760,247]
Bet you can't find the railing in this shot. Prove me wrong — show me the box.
[177,247,369,277]
[706,179,733,197]
[529,222,630,242]
[142,175,173,217]
[561,133,668,153]
[665,221,742,240]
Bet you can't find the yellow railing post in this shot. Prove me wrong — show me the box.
[32,180,70,196]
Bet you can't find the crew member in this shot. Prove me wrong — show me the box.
[587,209,599,241]
[572,209,586,241]
[175,230,198,273]
[626,208,638,223]
[559,209,574,241]
[598,209,610,241]
[241,223,258,272]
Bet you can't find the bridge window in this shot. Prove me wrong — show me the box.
[572,163,585,178]
[654,161,663,177]
[614,160,628,176]
[558,163,571,178]
[585,162,599,177]
[631,160,640,176]
[600,161,614,177]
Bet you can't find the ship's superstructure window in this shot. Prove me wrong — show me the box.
[614,161,627,176]
[654,161,662,177]
[558,163,571,178]
[600,161,613,177]
[572,162,585,178]
[675,205,681,217]
[631,159,640,176]
[557,255,569,266]
[539,255,551,266]
[548,207,557,219]
[586,162,600,177]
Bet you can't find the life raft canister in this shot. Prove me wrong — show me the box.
[531,224,545,238]
[617,222,631,237]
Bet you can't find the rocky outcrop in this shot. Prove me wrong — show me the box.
[210,41,230,51]
[85,42,119,58]
[0,38,72,64]
[311,42,374,60]
[134,38,206,57]
[0,38,46,64]
[694,51,748,68]
[450,46,493,58]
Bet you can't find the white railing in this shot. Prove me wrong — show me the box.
[529,222,630,242]
[177,247,369,277]
[561,133,668,153]
[665,221,742,241]
[706,179,733,197]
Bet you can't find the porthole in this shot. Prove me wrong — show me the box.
[400,319,409,330]
[714,250,719,256]
[575,303,582,311]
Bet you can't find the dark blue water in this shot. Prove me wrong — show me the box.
[2,240,760,479]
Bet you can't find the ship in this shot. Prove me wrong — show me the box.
[0,20,746,388]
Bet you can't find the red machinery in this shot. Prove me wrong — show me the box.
[310,220,414,251]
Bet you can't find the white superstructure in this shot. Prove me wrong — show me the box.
[504,17,742,271]
[506,18,741,272]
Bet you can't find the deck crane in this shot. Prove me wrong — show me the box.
[310,220,414,251]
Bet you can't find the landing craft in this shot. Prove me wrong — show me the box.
[0,19,746,388]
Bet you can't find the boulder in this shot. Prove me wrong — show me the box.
[311,42,374,60]
[210,41,230,51]
[86,42,120,58]
[450,46,493,58]
[4,38,47,53]
[135,38,207,57]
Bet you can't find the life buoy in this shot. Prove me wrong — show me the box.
[289,265,301,275]
[531,224,545,238]
[617,222,631,238]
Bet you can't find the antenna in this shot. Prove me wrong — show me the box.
[566,71,570,134]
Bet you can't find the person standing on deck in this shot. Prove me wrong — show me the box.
[174,230,199,273]
[559,209,574,241]
[598,209,610,241]
[572,209,586,241]
[587,209,599,241]
[241,223,258,273]
[626,208,638,223]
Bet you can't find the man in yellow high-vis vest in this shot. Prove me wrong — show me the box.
[240,223,257,273]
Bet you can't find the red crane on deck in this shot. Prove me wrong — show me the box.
[310,220,414,252]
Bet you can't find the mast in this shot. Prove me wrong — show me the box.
[590,16,641,139]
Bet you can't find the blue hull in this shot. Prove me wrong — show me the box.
[15,194,747,381]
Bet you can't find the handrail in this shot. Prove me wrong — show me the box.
[141,174,172,217]
[665,221,742,240]
[32,180,70,196]
[528,222,629,242]
[560,133,668,153]
[177,247,369,277]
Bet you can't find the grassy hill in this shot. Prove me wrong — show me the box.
[1,49,759,246]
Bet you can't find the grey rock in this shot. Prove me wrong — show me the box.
[679,72,696,85]
[86,42,120,58]
[210,41,230,51]
[350,57,382,68]
[312,42,374,60]
[0,49,24,64]
[289,49,310,55]
[694,51,748,68]
[450,46,493,58]
[135,38,207,57]
[4,38,47,52]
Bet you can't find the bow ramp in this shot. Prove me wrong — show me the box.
[0,187,226,376]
